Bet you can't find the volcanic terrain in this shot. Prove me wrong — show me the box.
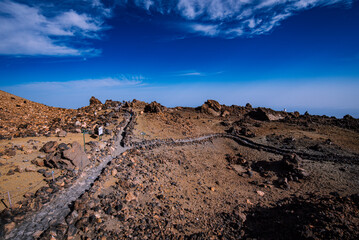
[0,90,359,240]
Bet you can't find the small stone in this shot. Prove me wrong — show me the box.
[32,230,44,238]
[25,166,36,172]
[125,192,137,202]
[31,159,44,167]
[111,169,118,176]
[57,130,67,137]
[256,190,265,197]
[58,143,69,151]
[43,171,52,178]
[4,222,16,233]
[14,166,24,173]
[246,199,253,205]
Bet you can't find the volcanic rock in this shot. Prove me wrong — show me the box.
[248,108,285,121]
[40,141,58,153]
[200,100,223,116]
[205,100,221,112]
[57,130,67,137]
[144,101,166,113]
[63,142,90,170]
[221,110,230,117]
[89,96,102,106]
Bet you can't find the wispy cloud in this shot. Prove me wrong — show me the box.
[10,76,144,90]
[174,70,223,77]
[130,0,353,37]
[176,71,204,76]
[0,0,110,56]
[189,23,219,36]
[0,0,353,56]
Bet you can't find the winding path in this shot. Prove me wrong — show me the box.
[5,113,359,239]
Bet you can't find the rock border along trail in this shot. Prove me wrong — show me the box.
[5,112,359,239]
[132,133,359,165]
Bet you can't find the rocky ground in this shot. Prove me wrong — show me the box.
[1,93,359,239]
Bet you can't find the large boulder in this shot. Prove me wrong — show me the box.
[89,96,102,106]
[205,100,221,112]
[248,108,285,121]
[200,100,222,116]
[63,142,90,170]
[42,141,89,170]
[144,101,166,113]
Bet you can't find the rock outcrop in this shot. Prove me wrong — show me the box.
[42,141,89,170]
[248,108,285,121]
[144,101,166,113]
[200,100,222,116]
[89,96,102,106]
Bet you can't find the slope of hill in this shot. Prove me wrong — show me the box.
[0,90,76,139]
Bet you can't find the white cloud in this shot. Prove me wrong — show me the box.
[13,76,144,90]
[0,0,109,56]
[176,71,203,76]
[0,0,353,56]
[131,0,353,37]
[190,23,219,36]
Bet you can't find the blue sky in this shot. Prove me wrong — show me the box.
[0,0,358,117]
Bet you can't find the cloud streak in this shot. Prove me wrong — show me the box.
[129,0,353,37]
[0,0,353,56]
[0,0,110,56]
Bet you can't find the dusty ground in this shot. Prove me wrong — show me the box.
[1,95,359,239]
[63,138,359,239]
[133,109,227,141]
[251,121,359,155]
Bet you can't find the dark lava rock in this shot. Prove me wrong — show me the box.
[40,141,58,153]
[89,96,102,106]
[58,143,69,151]
[248,108,285,121]
[144,101,166,113]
